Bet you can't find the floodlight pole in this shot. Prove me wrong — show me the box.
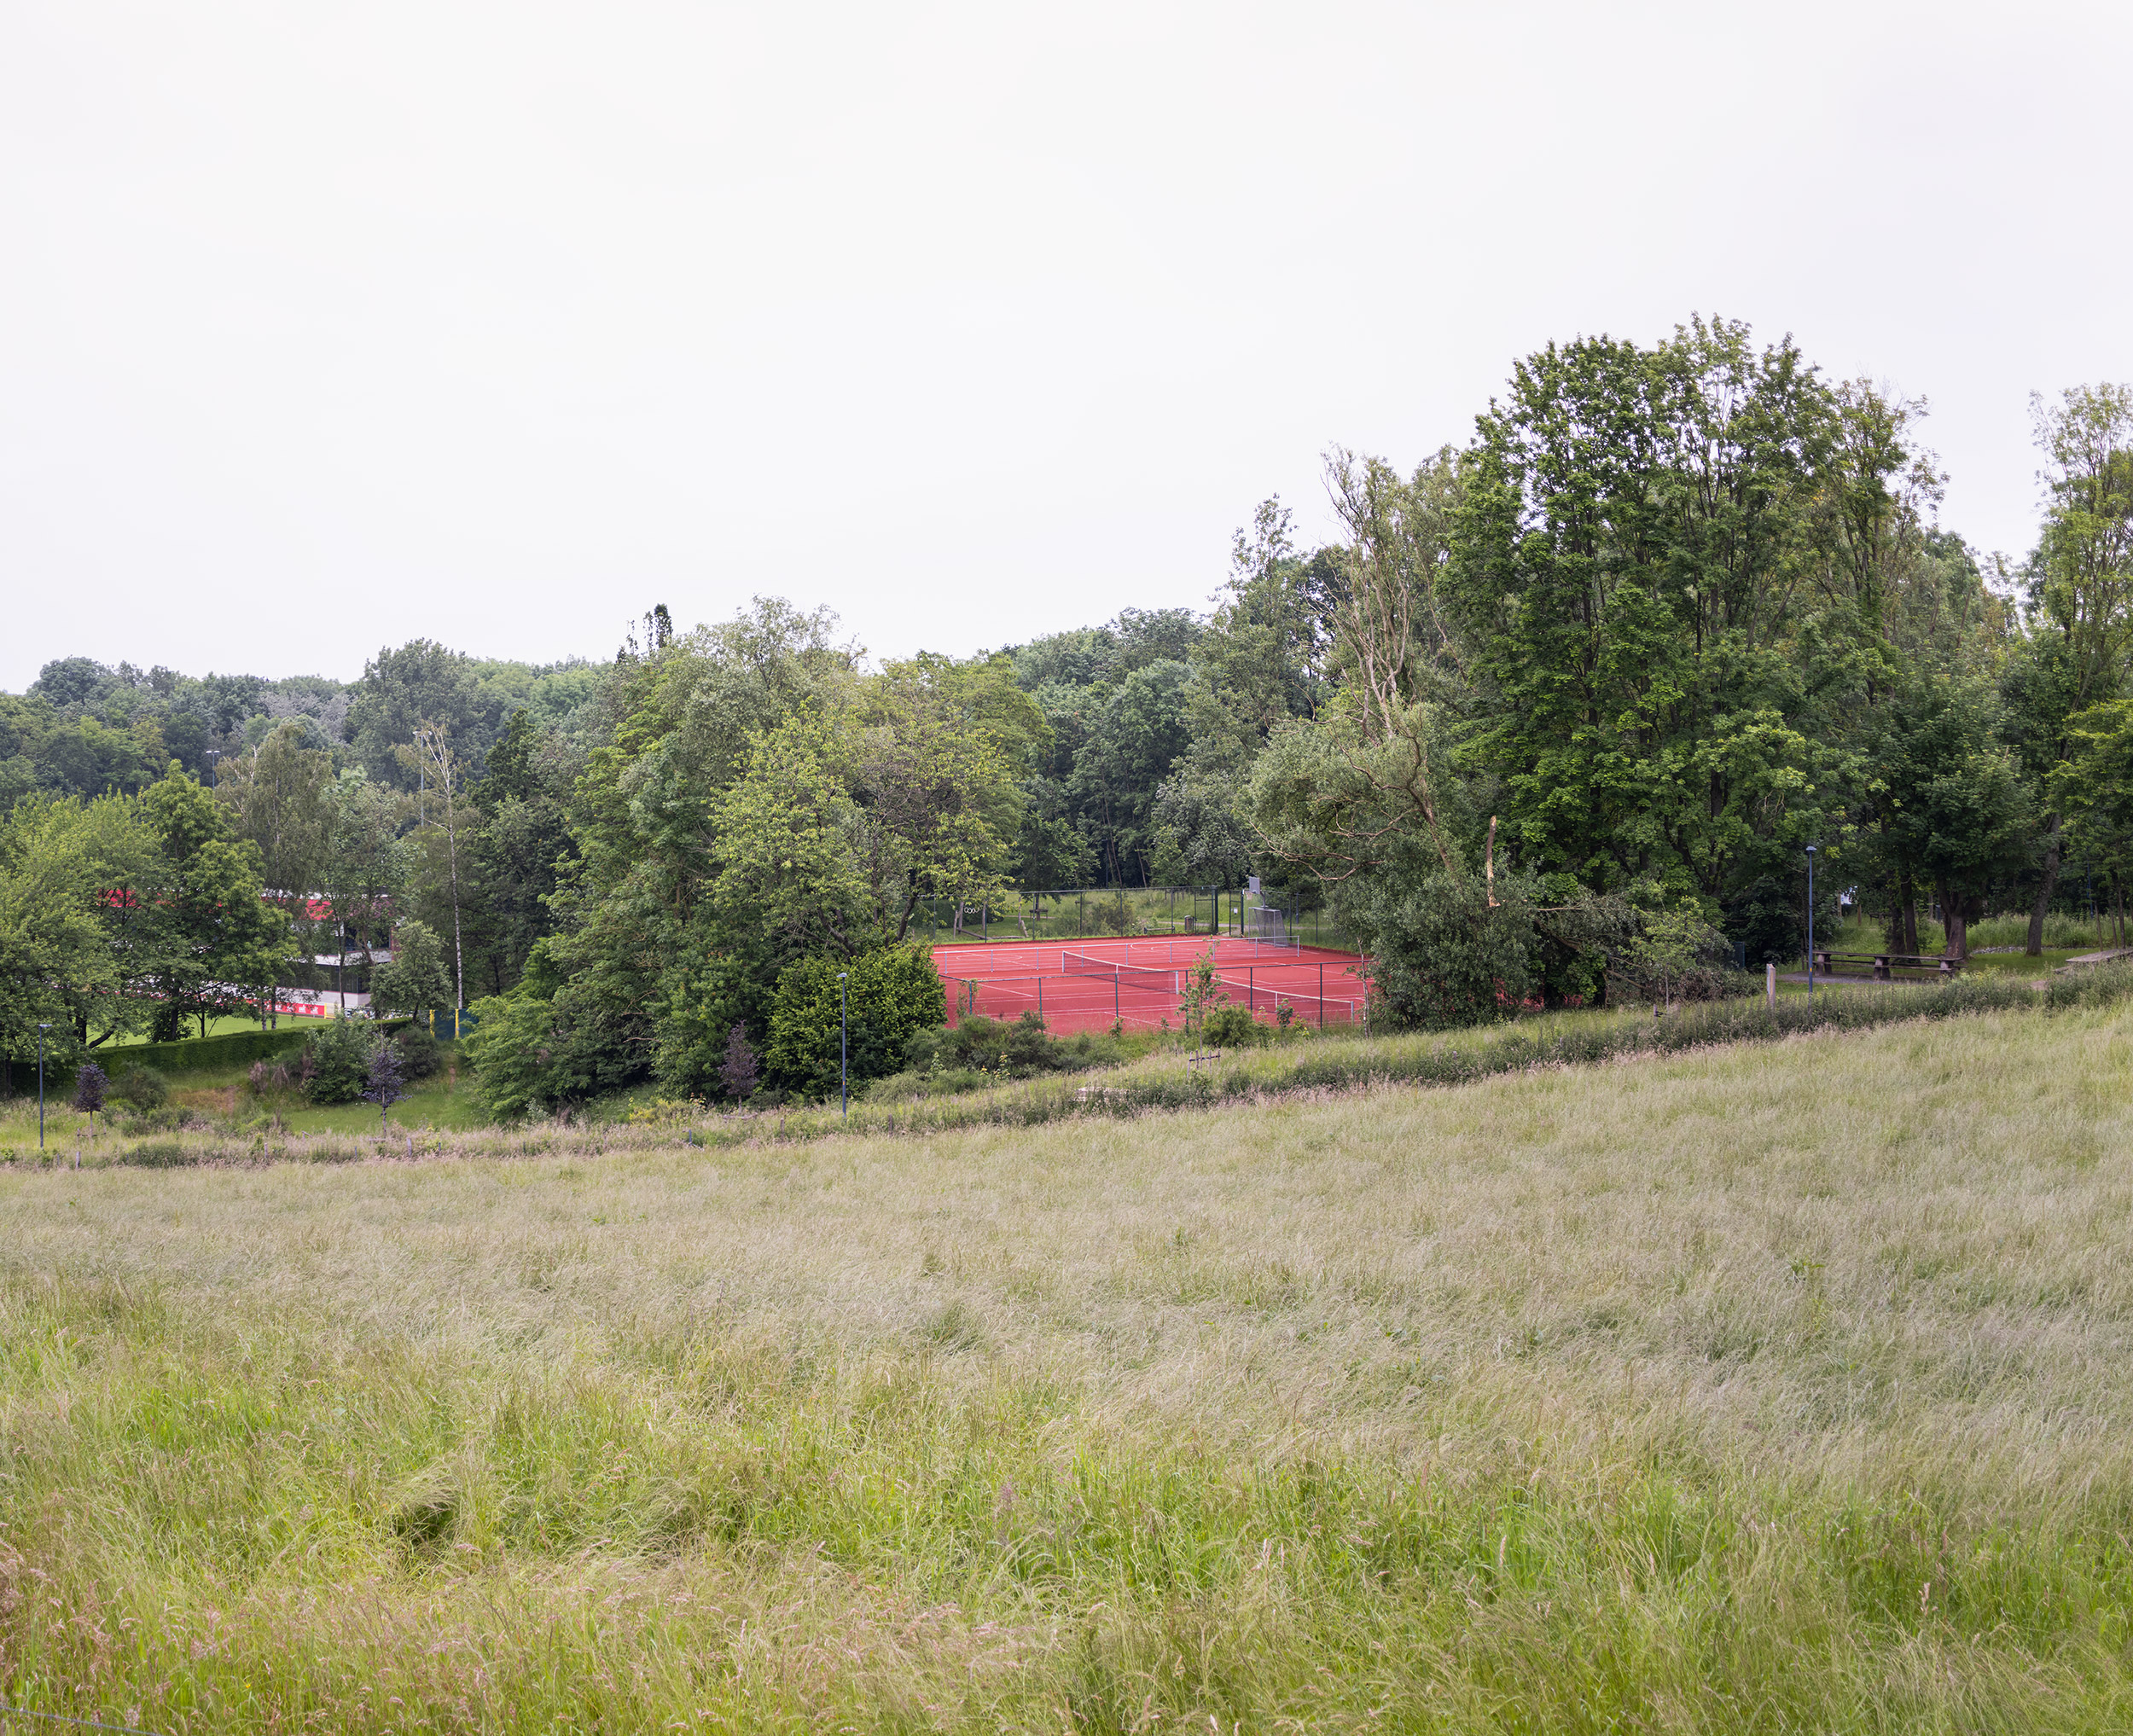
[1805,844,1818,1003]
[838,972,848,1119]
[38,1024,51,1151]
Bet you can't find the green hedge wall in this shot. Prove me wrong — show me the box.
[68,1019,417,1077]
[101,1028,316,1075]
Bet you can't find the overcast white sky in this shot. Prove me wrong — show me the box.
[3,0,2127,691]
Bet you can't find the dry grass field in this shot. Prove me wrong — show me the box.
[4,996,2133,1732]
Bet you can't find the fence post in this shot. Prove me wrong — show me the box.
[1766,961,1776,1010]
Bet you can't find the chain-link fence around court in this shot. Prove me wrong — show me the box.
[919,886,1361,953]
[933,935,1373,1036]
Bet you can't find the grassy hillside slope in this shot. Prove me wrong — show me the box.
[3,998,2132,1731]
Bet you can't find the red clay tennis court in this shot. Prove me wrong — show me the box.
[932,937,1374,1035]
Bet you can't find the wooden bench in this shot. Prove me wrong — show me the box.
[1814,951,1963,981]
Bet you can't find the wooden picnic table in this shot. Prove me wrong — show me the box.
[1813,950,1963,981]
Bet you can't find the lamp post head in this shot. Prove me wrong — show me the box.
[1805,843,1817,856]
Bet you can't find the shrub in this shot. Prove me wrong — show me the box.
[765,946,945,1100]
[303,1019,382,1105]
[109,1064,170,1112]
[882,1015,1119,1098]
[461,994,561,1122]
[1200,1004,1266,1048]
[120,1139,200,1168]
[906,1012,1073,1078]
[1084,891,1135,936]
[392,1024,443,1081]
[1607,904,1750,1007]
[1354,868,1555,1029]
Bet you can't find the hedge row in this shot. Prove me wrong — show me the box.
[81,1027,317,1076]
[80,1017,416,1077]
[747,966,2133,1145]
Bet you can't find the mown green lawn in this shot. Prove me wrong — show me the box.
[94,1011,339,1047]
[1960,947,2082,976]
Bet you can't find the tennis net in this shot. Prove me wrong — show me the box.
[1061,950,1182,996]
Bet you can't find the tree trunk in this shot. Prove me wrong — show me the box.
[1938,880,1968,960]
[2027,815,2061,955]
[1898,871,1918,955]
[446,816,464,1010]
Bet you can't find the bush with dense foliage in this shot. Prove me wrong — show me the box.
[458,996,550,1121]
[875,1013,1123,1100]
[764,945,945,1100]
[392,1023,443,1081]
[1199,1004,1267,1048]
[108,1063,170,1112]
[301,1019,383,1106]
[904,1012,1076,1077]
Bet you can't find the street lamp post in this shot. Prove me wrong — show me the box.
[838,972,849,1120]
[37,1024,51,1152]
[1805,844,1818,1002]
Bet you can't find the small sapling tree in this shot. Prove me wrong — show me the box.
[718,1023,759,1101]
[360,1041,407,1133]
[1177,943,1222,1042]
[1610,904,1735,1014]
[73,1062,108,1135]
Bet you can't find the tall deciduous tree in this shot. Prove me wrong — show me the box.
[216,721,335,1011]
[320,772,410,1007]
[410,721,466,1009]
[345,640,491,791]
[1863,677,2034,958]
[137,769,288,1037]
[1444,318,1870,943]
[462,707,576,995]
[0,797,122,1065]
[2010,385,2133,954]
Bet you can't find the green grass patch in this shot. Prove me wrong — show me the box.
[3,996,2133,1727]
[0,1047,485,1160]
[715,965,2133,1147]
[94,1011,338,1048]
[1958,948,2079,975]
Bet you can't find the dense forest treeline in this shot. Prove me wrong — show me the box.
[6,316,2132,1111]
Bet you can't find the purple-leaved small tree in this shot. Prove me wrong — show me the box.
[73,1062,108,1135]
[359,1041,407,1133]
[719,1023,758,1101]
